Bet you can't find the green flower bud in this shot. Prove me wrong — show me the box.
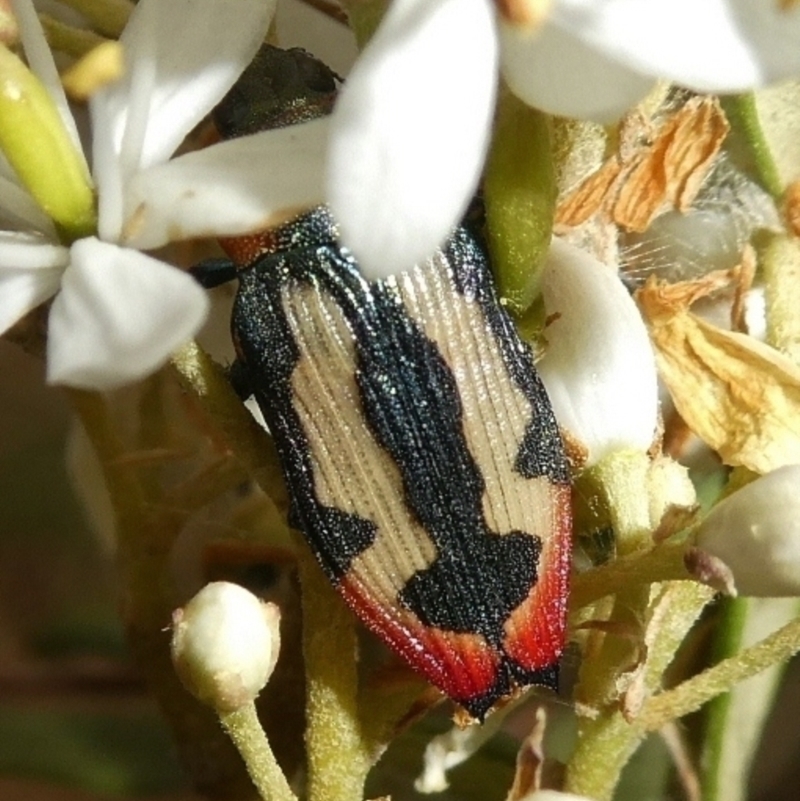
[0,43,95,240]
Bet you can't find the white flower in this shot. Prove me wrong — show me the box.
[695,465,800,597]
[501,0,800,122]
[325,0,497,279]
[171,582,281,712]
[326,0,800,278]
[0,0,300,389]
[536,239,658,466]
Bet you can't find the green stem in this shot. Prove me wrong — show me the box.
[569,541,690,613]
[589,450,654,556]
[298,549,372,801]
[639,610,800,732]
[700,598,800,801]
[573,451,654,707]
[761,233,800,363]
[720,94,784,197]
[699,597,748,801]
[219,704,297,801]
[171,341,288,513]
[484,89,555,316]
[566,452,709,800]
[565,714,641,801]
[565,583,713,801]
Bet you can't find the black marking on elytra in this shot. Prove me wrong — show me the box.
[464,661,559,720]
[445,230,571,486]
[321,268,541,646]
[400,531,540,645]
[231,216,550,643]
[231,212,379,580]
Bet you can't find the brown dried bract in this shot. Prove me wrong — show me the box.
[637,268,738,321]
[506,707,547,801]
[555,158,622,227]
[730,245,756,333]
[637,269,800,474]
[557,97,729,232]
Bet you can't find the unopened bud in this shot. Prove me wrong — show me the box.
[537,239,659,467]
[695,465,800,596]
[171,582,281,711]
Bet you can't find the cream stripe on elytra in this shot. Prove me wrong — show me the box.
[283,283,436,609]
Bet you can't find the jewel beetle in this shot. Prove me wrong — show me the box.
[197,46,572,720]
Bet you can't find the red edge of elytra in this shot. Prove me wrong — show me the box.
[339,483,572,718]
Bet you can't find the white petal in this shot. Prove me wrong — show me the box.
[0,230,68,268]
[0,170,58,237]
[500,21,654,123]
[545,0,800,94]
[47,238,209,389]
[120,120,328,250]
[0,267,62,335]
[92,0,275,241]
[537,239,658,466]
[0,248,66,340]
[696,465,800,596]
[0,231,67,333]
[100,0,276,170]
[326,0,498,279]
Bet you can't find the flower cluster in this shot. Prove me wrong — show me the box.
[5,3,800,801]
[1,0,301,388]
[4,0,800,389]
[327,0,800,278]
